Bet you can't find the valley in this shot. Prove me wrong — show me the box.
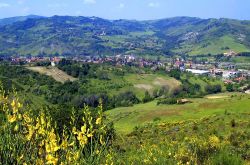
[0,14,250,164]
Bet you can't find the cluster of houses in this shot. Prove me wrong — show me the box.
[4,54,250,85]
[70,54,164,68]
[8,56,61,66]
[171,58,250,87]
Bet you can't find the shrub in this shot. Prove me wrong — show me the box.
[157,98,177,105]
[226,83,234,92]
[0,87,115,164]
[205,84,222,94]
[142,91,153,103]
[169,69,181,80]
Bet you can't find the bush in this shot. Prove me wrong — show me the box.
[142,91,153,103]
[226,83,234,92]
[112,91,140,107]
[157,98,177,105]
[205,84,222,94]
[169,69,181,80]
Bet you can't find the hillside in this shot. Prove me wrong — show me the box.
[106,92,250,133]
[0,15,43,26]
[0,16,250,56]
[27,66,77,83]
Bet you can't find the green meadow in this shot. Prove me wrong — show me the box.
[106,92,250,134]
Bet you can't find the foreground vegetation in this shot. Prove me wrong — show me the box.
[1,89,249,164]
[0,60,249,164]
[0,87,114,164]
[113,112,250,164]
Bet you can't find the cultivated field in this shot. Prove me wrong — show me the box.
[106,92,250,134]
[123,74,181,98]
[27,66,77,83]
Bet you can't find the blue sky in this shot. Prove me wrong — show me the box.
[0,0,250,20]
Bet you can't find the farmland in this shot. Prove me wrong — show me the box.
[27,66,77,83]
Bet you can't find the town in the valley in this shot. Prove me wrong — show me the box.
[3,51,250,94]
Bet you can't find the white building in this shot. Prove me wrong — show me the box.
[186,69,210,75]
[222,71,238,79]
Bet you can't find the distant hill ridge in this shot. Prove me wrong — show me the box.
[0,15,44,26]
[0,15,250,56]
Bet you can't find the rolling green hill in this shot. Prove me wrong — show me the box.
[106,92,250,134]
[0,16,250,56]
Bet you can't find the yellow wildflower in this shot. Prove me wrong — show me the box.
[96,117,102,125]
[60,139,68,150]
[73,151,80,161]
[209,135,220,148]
[81,125,86,133]
[23,114,32,123]
[87,133,93,137]
[14,124,19,131]
[77,132,88,147]
[7,114,17,123]
[46,154,58,165]
[72,127,77,135]
[26,125,35,141]
[46,132,60,152]
[100,135,105,145]
[11,100,16,107]
[17,102,22,108]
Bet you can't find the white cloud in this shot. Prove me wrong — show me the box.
[0,3,10,8]
[119,3,125,9]
[83,0,96,4]
[148,2,160,8]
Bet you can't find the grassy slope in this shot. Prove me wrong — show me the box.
[87,73,180,99]
[231,56,250,63]
[114,111,250,164]
[175,35,250,55]
[27,66,78,83]
[24,65,181,100]
[106,92,250,134]
[185,75,226,92]
[121,74,180,99]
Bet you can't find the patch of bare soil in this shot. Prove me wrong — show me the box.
[134,84,153,90]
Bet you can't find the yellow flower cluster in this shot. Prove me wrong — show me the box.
[0,89,112,164]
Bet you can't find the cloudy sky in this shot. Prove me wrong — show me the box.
[0,0,249,20]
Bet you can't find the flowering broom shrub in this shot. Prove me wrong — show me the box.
[0,86,115,164]
[113,115,249,165]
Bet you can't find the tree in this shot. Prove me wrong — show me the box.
[142,91,153,103]
[169,69,181,80]
[205,84,222,94]
[226,83,234,92]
